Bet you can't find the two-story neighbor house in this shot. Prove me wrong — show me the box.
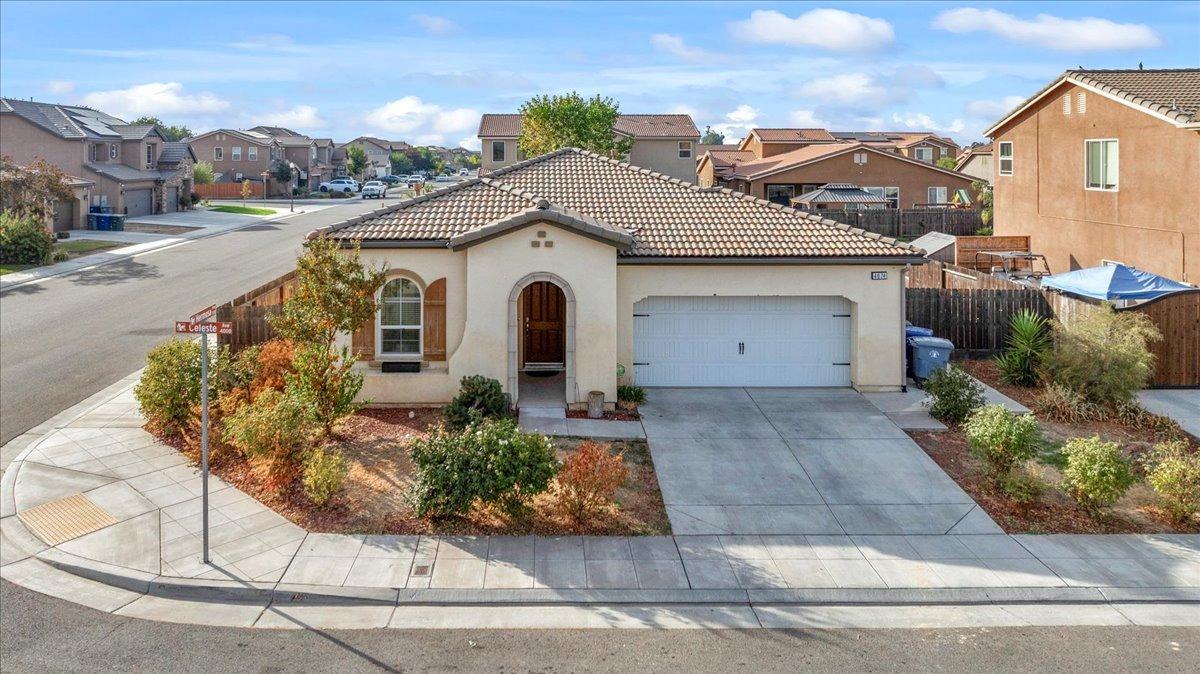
[831,132,961,164]
[986,68,1200,282]
[0,97,195,221]
[187,128,288,194]
[954,143,994,184]
[477,113,701,180]
[247,126,333,190]
[339,137,412,178]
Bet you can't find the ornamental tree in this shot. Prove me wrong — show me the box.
[517,93,633,158]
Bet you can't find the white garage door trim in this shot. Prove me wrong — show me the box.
[633,295,852,387]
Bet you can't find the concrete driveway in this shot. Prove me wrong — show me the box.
[641,388,998,536]
[1138,389,1200,438]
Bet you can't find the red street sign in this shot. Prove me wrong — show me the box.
[190,305,217,323]
[175,321,232,335]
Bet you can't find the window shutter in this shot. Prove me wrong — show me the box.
[1062,94,1071,115]
[1077,92,1086,114]
[423,278,447,361]
[351,317,375,358]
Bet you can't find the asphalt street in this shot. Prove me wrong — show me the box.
[0,198,403,446]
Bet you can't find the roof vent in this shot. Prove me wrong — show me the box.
[535,198,550,210]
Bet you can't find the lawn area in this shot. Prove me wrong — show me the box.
[0,238,124,275]
[0,263,34,276]
[909,358,1199,535]
[209,205,276,216]
[179,407,670,537]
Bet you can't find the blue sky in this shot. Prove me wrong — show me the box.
[2,1,1197,148]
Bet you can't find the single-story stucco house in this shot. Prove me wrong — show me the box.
[312,148,926,411]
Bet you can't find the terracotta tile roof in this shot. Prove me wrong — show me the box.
[478,114,700,139]
[751,128,837,142]
[317,148,921,260]
[726,143,857,179]
[703,149,756,168]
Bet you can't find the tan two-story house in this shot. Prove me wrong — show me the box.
[188,128,296,196]
[477,113,701,180]
[338,137,412,178]
[986,68,1200,282]
[0,98,195,223]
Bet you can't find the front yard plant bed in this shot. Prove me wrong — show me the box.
[909,358,1198,534]
[160,407,670,537]
[565,408,640,421]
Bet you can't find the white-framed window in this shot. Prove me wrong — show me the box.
[248,146,258,161]
[864,186,900,208]
[491,140,505,163]
[678,141,692,158]
[1077,92,1086,114]
[1063,94,1072,115]
[914,147,933,163]
[940,147,949,157]
[998,141,1013,176]
[146,144,155,165]
[109,144,118,159]
[378,277,422,357]
[214,147,223,161]
[310,146,317,161]
[1085,139,1118,191]
[927,186,947,204]
[232,146,242,161]
[90,144,99,161]
[853,152,868,165]
[270,147,278,160]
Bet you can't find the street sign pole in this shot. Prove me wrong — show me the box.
[200,330,210,564]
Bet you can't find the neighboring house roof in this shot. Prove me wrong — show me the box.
[985,68,1200,136]
[157,142,196,165]
[275,135,316,148]
[84,162,171,182]
[909,231,957,258]
[343,136,410,152]
[248,125,301,137]
[314,148,922,261]
[109,124,160,140]
[831,131,957,148]
[188,128,278,145]
[696,143,738,156]
[313,137,333,147]
[726,142,974,182]
[477,113,700,139]
[704,149,756,167]
[749,128,837,143]
[793,183,888,205]
[0,97,136,140]
[954,143,992,171]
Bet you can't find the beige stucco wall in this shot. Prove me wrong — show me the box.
[480,138,521,173]
[957,154,994,183]
[627,138,697,181]
[615,264,908,392]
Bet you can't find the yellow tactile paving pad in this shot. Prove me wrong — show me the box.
[17,493,117,545]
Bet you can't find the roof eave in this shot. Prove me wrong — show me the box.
[618,255,927,265]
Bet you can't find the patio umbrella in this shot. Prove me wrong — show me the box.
[1040,263,1194,301]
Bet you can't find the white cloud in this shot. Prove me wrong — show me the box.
[800,73,906,109]
[650,34,710,62]
[44,80,75,94]
[256,105,326,131]
[729,9,894,52]
[964,95,1025,119]
[459,136,482,151]
[81,82,229,120]
[890,112,966,135]
[707,104,760,141]
[726,104,758,124]
[932,8,1161,51]
[413,14,458,36]
[363,96,479,147]
[667,103,700,118]
[788,109,829,127]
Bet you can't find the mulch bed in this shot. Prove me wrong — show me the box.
[565,408,641,421]
[906,359,1199,534]
[158,407,670,537]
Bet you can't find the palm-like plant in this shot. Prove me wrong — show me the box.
[995,309,1050,387]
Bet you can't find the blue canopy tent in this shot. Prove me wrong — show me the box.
[1041,263,1194,301]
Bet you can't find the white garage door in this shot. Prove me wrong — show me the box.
[633,296,852,387]
[124,188,153,217]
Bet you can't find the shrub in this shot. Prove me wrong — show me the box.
[617,385,645,406]
[285,342,363,434]
[135,339,232,435]
[922,365,985,424]
[50,248,69,263]
[179,194,192,210]
[994,310,1049,387]
[192,161,214,185]
[327,190,351,199]
[1033,383,1104,423]
[248,338,296,398]
[963,405,1041,479]
[443,375,508,430]
[221,389,316,490]
[555,441,629,522]
[1001,467,1043,508]
[303,446,349,506]
[1044,307,1160,406]
[1060,436,1135,514]
[410,419,558,518]
[0,211,55,265]
[190,190,201,204]
[1142,440,1200,523]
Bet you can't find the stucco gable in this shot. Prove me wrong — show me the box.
[449,200,632,250]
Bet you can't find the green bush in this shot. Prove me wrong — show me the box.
[1060,436,1135,514]
[0,211,55,265]
[285,342,363,435]
[1001,468,1043,507]
[303,446,349,506]
[922,365,985,424]
[410,418,558,518]
[1044,308,1160,406]
[963,405,1041,479]
[135,339,232,435]
[994,309,1049,387]
[617,384,645,406]
[1033,383,1104,423]
[1142,440,1200,523]
[50,248,69,263]
[443,375,507,430]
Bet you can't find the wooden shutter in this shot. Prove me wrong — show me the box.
[424,278,447,361]
[351,314,375,358]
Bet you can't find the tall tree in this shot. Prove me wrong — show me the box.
[700,126,725,145]
[130,116,192,141]
[192,161,214,184]
[517,93,633,158]
[389,151,413,175]
[936,156,958,170]
[345,145,369,180]
[0,155,74,224]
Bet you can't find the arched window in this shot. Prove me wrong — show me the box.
[378,278,421,357]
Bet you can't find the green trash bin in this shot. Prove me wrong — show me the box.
[109,214,126,231]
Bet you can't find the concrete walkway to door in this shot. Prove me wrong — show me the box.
[641,388,998,536]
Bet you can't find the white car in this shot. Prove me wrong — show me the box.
[405,175,425,187]
[361,181,387,199]
[319,178,359,193]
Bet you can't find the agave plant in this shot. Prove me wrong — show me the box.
[995,309,1050,387]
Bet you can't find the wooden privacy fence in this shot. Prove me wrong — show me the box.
[215,270,297,352]
[194,182,266,200]
[906,259,1200,387]
[808,208,983,239]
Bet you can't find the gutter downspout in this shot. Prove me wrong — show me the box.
[901,264,910,393]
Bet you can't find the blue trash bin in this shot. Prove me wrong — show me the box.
[86,213,98,230]
[909,336,954,382]
[95,214,110,231]
[905,324,933,339]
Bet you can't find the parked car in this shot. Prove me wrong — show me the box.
[361,181,388,199]
[458,168,470,176]
[319,178,359,193]
[405,175,424,187]
[378,175,403,185]
[434,174,454,183]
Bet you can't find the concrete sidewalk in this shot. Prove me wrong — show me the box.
[1,371,1197,629]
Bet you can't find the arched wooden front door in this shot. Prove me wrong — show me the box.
[521,281,566,369]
